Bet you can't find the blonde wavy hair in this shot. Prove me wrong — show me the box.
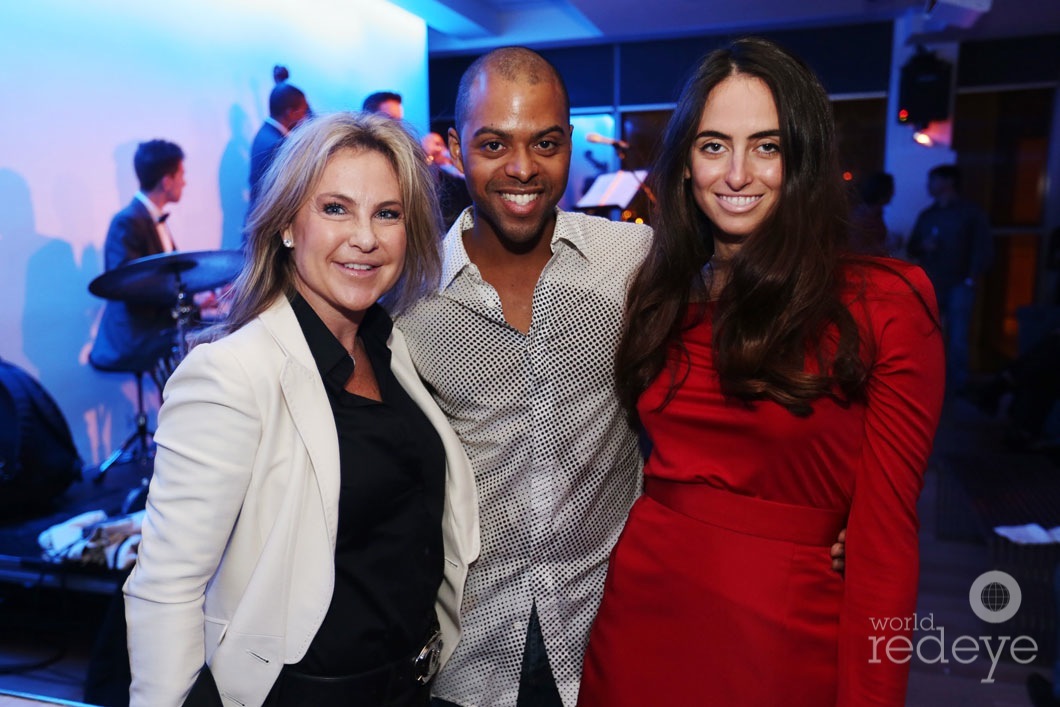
[205,111,442,341]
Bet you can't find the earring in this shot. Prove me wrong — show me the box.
[282,237,293,248]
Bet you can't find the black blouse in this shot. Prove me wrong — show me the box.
[289,295,446,674]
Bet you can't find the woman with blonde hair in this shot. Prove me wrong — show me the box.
[124,111,479,707]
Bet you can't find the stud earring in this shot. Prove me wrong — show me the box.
[282,238,293,248]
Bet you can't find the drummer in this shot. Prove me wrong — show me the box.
[90,139,186,376]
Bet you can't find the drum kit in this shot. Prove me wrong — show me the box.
[87,249,242,481]
[89,249,243,358]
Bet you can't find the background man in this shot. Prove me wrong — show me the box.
[397,47,651,707]
[362,90,403,120]
[91,139,185,374]
[421,131,471,229]
[248,66,309,213]
[907,164,993,394]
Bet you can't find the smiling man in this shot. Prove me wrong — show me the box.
[396,47,652,707]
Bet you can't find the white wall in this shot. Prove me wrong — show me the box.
[0,0,429,465]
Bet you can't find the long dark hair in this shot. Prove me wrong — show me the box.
[617,37,865,417]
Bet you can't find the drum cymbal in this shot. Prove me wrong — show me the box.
[89,249,243,305]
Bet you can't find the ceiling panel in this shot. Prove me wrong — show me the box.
[421,0,1060,53]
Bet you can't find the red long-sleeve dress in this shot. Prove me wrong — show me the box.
[579,259,944,707]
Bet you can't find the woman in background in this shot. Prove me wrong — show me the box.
[579,38,943,706]
[124,112,478,707]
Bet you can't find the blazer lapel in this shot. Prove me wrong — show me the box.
[259,298,342,546]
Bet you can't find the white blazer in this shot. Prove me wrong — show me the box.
[124,296,480,707]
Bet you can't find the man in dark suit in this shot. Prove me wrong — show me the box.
[248,67,309,214]
[90,139,185,373]
[907,164,993,394]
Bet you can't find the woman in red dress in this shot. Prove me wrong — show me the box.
[578,38,944,706]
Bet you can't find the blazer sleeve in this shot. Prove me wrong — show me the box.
[837,264,944,706]
[124,341,263,707]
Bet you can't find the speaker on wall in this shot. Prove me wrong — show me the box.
[897,48,953,128]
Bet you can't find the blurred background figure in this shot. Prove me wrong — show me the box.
[848,171,894,256]
[363,91,404,120]
[907,164,993,395]
[421,131,470,230]
[91,139,186,376]
[248,65,310,215]
[421,131,449,167]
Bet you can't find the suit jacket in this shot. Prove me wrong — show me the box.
[90,198,175,371]
[248,121,285,210]
[123,296,480,707]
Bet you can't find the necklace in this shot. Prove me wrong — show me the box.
[346,336,363,373]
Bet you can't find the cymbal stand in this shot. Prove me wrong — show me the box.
[172,275,195,361]
[92,369,152,483]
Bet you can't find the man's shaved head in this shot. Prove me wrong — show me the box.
[454,46,570,134]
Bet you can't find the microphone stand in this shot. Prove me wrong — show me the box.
[612,144,657,208]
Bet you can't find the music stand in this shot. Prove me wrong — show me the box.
[575,170,649,218]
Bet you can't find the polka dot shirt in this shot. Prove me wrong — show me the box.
[397,208,652,706]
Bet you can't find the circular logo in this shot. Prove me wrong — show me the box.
[969,570,1022,623]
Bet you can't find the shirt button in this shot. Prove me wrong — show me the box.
[514,620,525,632]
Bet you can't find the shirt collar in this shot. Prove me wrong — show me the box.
[551,209,590,256]
[134,191,164,222]
[438,209,474,291]
[438,207,589,292]
[265,116,290,136]
[289,293,393,390]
